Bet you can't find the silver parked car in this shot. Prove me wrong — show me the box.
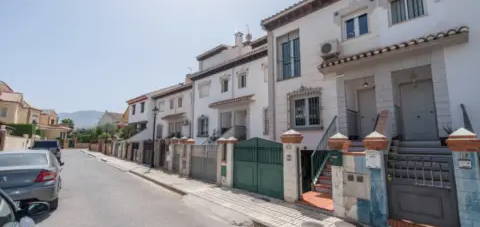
[0,150,62,211]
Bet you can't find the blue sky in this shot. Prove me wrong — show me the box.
[0,0,296,113]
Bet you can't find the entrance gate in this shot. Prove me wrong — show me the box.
[191,145,218,183]
[172,144,181,173]
[143,141,154,165]
[233,138,283,199]
[387,153,460,227]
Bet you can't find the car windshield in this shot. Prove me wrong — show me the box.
[0,153,48,167]
[33,141,58,148]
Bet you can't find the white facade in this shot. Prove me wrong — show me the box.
[264,0,480,148]
[153,83,193,139]
[192,35,270,144]
[126,88,170,142]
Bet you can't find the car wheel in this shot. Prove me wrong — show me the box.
[50,198,59,211]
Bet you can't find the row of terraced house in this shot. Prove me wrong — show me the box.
[112,1,480,226]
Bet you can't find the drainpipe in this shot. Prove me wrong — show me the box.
[267,31,277,140]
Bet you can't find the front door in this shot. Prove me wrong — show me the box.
[400,80,438,141]
[358,88,377,138]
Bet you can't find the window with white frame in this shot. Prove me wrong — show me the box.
[178,97,183,108]
[390,0,425,25]
[158,101,165,112]
[198,83,210,98]
[140,102,145,113]
[168,120,183,137]
[277,31,300,80]
[238,72,247,88]
[131,104,136,115]
[169,99,174,109]
[344,13,368,40]
[221,78,229,93]
[291,96,321,128]
[0,107,7,118]
[197,115,209,137]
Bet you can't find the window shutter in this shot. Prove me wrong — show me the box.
[157,124,163,139]
[358,14,368,35]
[293,38,301,77]
[282,41,291,79]
[346,18,355,39]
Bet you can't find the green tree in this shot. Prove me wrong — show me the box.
[61,118,75,129]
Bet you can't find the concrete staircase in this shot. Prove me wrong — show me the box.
[392,140,449,154]
[313,164,332,194]
[349,140,366,152]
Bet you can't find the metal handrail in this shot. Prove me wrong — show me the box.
[460,104,474,133]
[310,116,337,189]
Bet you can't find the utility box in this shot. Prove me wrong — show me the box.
[343,172,370,200]
[329,150,343,166]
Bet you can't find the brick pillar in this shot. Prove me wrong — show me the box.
[327,133,350,218]
[217,137,237,187]
[281,130,303,202]
[447,128,480,226]
[363,131,389,227]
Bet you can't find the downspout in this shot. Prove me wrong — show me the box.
[267,31,277,140]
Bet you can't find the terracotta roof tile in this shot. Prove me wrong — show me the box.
[318,26,469,71]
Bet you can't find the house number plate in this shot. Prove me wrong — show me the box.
[459,159,472,169]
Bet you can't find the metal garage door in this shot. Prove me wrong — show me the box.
[191,145,218,183]
[233,138,283,199]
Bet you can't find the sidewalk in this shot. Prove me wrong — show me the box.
[83,150,354,227]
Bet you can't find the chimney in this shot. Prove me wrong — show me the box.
[234,32,244,46]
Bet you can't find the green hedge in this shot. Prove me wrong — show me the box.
[7,124,37,137]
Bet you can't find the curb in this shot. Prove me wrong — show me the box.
[128,170,187,196]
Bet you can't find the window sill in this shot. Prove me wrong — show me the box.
[277,75,301,82]
[389,14,427,27]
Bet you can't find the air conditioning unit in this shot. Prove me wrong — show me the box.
[320,39,340,60]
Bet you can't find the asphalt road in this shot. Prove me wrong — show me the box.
[39,149,233,227]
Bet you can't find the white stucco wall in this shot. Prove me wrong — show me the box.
[3,135,31,151]
[193,55,269,144]
[154,87,193,139]
[268,0,480,147]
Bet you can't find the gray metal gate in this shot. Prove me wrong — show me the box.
[191,145,218,183]
[172,144,181,173]
[387,153,460,227]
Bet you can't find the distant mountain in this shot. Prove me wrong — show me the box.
[58,111,103,129]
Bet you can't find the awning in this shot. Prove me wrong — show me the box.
[161,112,185,120]
[209,95,254,108]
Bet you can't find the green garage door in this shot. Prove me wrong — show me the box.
[233,138,283,200]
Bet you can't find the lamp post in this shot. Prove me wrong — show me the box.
[151,105,159,168]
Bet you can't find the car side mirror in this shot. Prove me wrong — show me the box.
[19,217,36,227]
[60,162,65,166]
[26,202,50,217]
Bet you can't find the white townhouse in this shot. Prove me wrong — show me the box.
[262,0,480,226]
[190,33,270,144]
[151,78,193,139]
[262,0,480,148]
[126,87,171,143]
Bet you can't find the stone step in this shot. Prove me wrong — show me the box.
[348,147,365,152]
[397,147,450,154]
[399,140,442,148]
[314,184,332,193]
